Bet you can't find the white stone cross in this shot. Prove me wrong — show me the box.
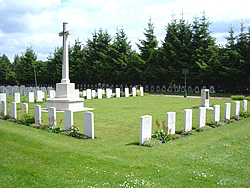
[59,22,72,84]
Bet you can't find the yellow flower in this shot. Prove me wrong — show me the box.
[104,171,106,173]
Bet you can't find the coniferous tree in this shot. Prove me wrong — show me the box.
[15,47,37,85]
[137,18,161,84]
[0,54,13,84]
[85,28,112,83]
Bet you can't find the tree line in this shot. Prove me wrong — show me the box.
[0,12,249,93]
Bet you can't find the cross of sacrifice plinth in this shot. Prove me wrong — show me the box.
[59,22,72,84]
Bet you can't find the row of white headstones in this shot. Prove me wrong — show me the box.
[83,87,144,99]
[0,100,94,139]
[140,100,248,145]
[0,87,143,103]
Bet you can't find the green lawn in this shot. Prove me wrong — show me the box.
[0,95,249,187]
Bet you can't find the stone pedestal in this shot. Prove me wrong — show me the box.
[47,83,84,111]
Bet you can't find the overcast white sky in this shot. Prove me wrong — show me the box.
[0,0,249,62]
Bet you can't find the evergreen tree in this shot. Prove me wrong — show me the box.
[85,28,112,83]
[0,54,13,84]
[109,28,131,84]
[137,18,160,84]
[190,11,217,86]
[15,47,37,85]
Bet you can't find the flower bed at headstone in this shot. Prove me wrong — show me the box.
[143,113,249,147]
[0,114,91,140]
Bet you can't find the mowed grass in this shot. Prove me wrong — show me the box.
[0,95,249,187]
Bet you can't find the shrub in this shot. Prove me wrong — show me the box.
[69,125,79,137]
[120,91,125,97]
[240,111,250,118]
[245,96,250,101]
[136,90,141,96]
[231,95,245,100]
[152,130,172,143]
[20,114,35,126]
[48,126,63,133]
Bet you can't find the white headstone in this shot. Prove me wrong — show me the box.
[82,91,86,97]
[74,89,79,98]
[42,91,45,99]
[34,105,41,124]
[91,90,96,99]
[106,88,111,98]
[22,103,28,114]
[166,112,176,134]
[48,107,56,126]
[201,89,209,108]
[64,109,73,130]
[243,100,247,112]
[234,101,240,118]
[49,90,56,98]
[132,87,136,97]
[140,115,152,145]
[184,109,192,132]
[225,103,231,120]
[97,89,102,99]
[140,87,144,96]
[84,112,94,139]
[14,93,20,103]
[36,91,43,102]
[198,107,206,128]
[125,88,129,97]
[0,93,6,103]
[213,105,220,122]
[1,100,6,116]
[11,102,17,119]
[86,89,91,99]
[116,88,120,98]
[29,92,34,102]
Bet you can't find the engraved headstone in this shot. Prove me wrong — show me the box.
[64,109,73,130]
[225,103,231,120]
[36,91,43,102]
[166,112,176,134]
[97,89,102,99]
[234,101,240,119]
[125,88,129,97]
[140,86,144,96]
[243,100,247,112]
[34,105,41,124]
[29,92,34,102]
[86,89,92,99]
[11,102,17,119]
[201,89,210,108]
[140,115,152,145]
[116,88,120,98]
[48,107,56,126]
[1,100,6,116]
[184,109,192,132]
[132,87,136,97]
[198,107,206,128]
[84,112,94,139]
[14,93,20,103]
[22,103,28,114]
[213,105,220,122]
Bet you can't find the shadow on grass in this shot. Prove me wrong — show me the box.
[125,142,140,146]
